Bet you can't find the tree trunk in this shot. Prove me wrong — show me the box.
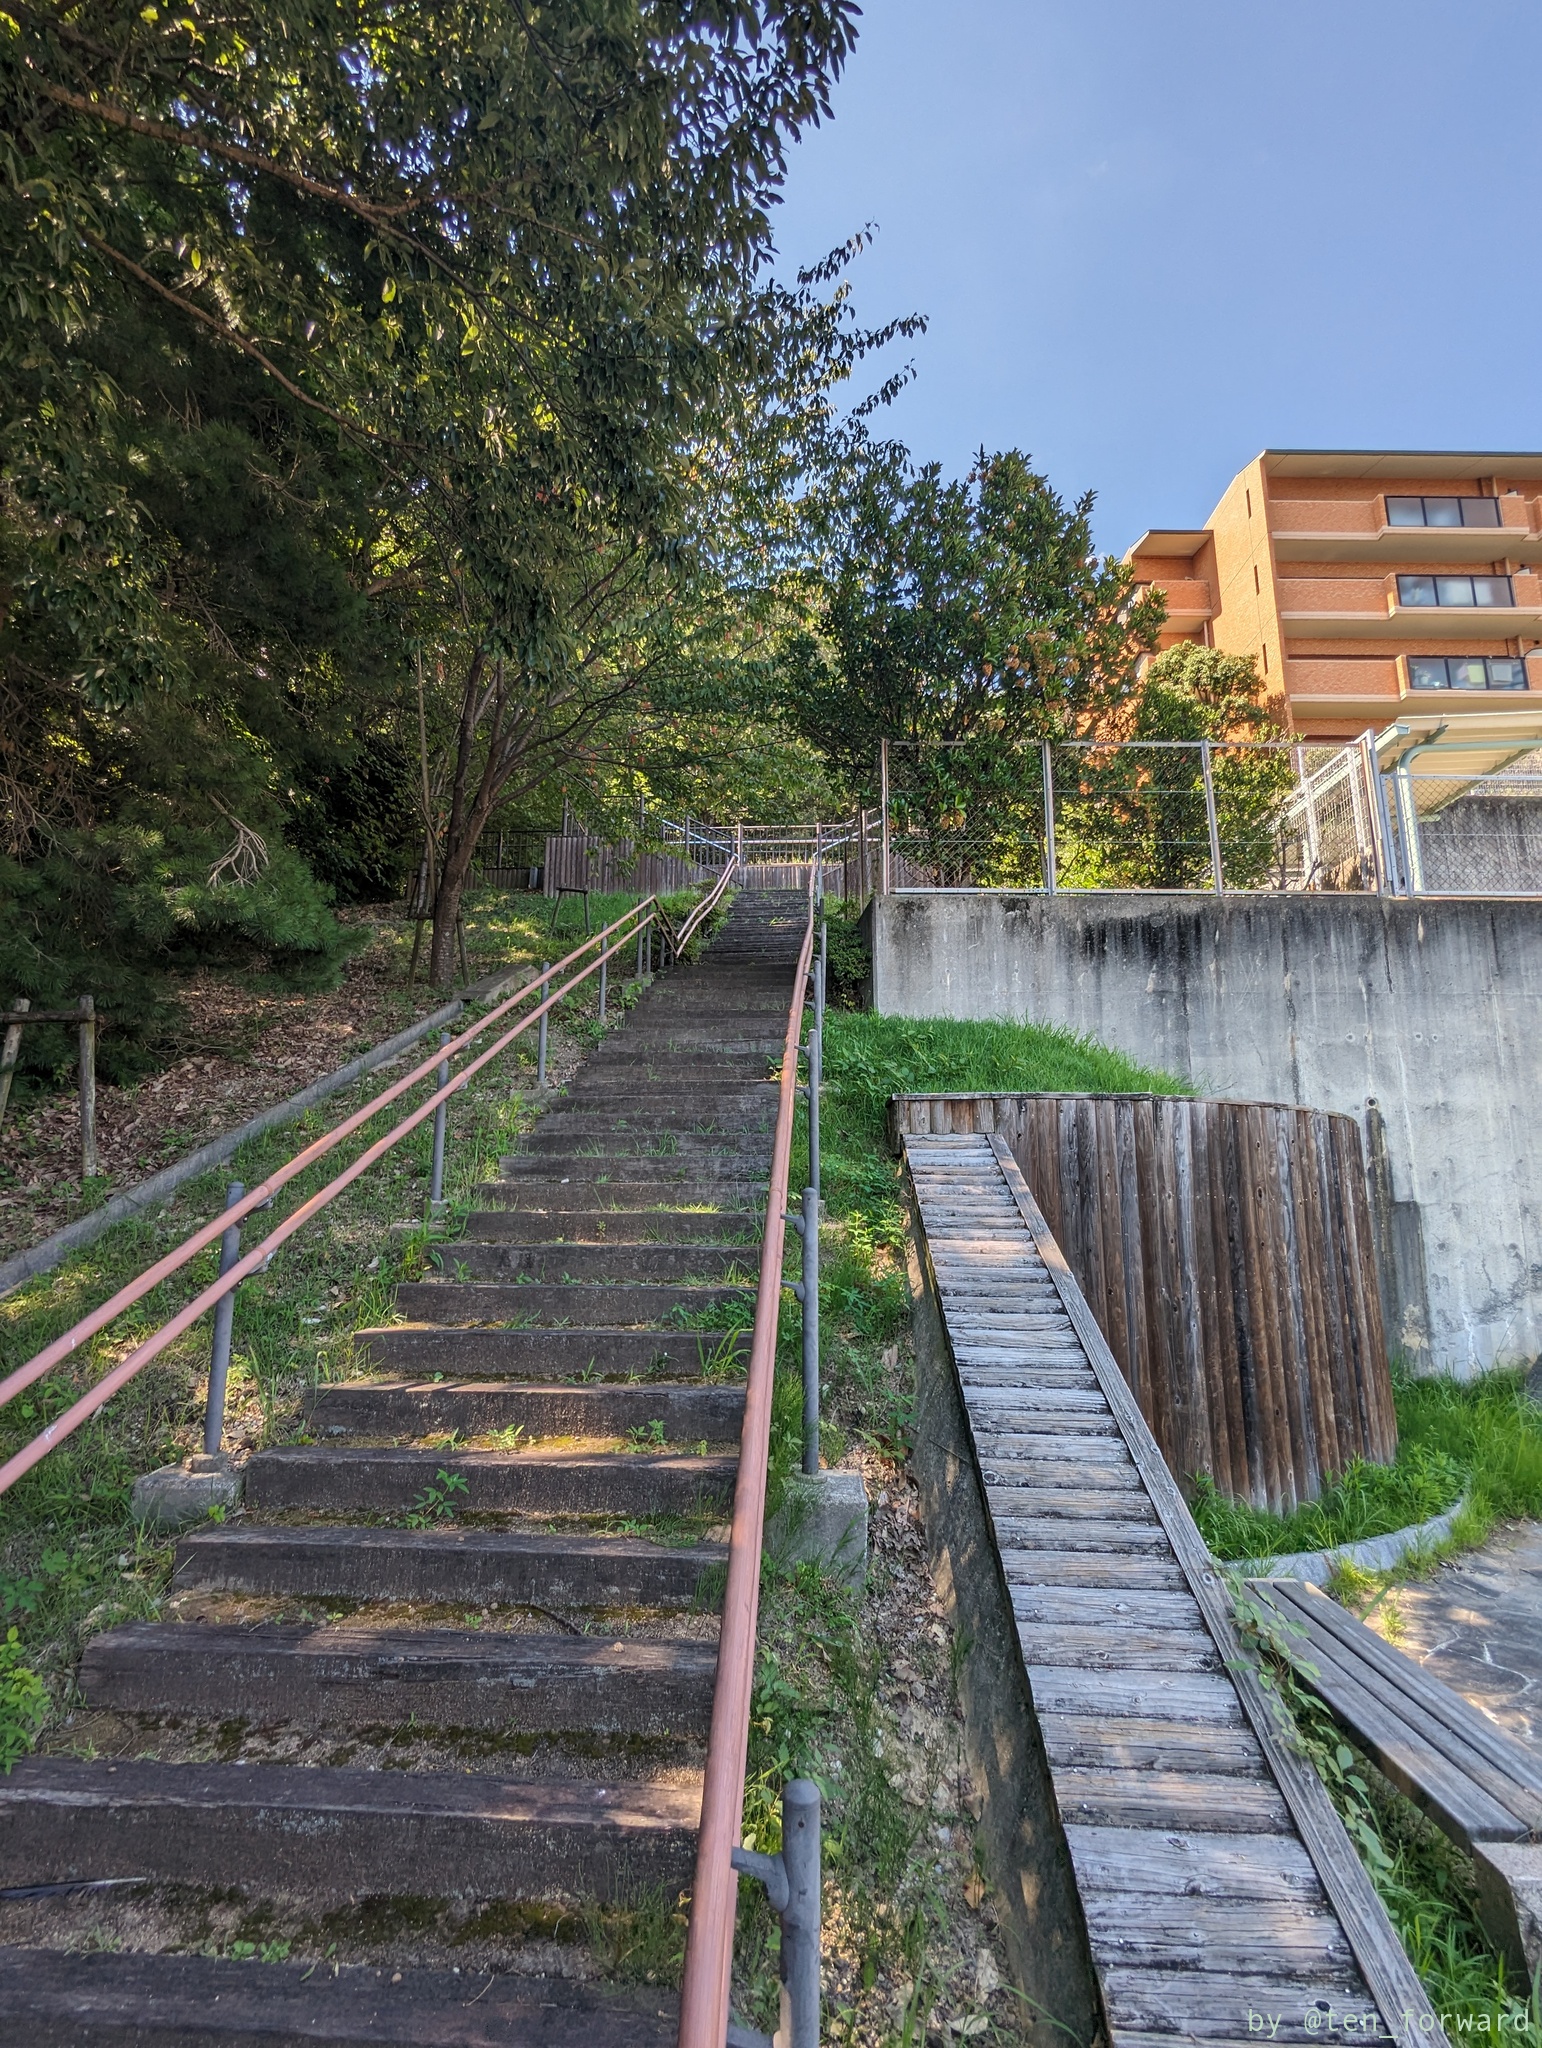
[428,865,468,985]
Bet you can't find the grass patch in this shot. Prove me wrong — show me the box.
[1194,1367,1542,1562]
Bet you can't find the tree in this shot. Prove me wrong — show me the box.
[402,230,922,969]
[1060,641,1293,889]
[2,0,865,982]
[781,447,1164,880]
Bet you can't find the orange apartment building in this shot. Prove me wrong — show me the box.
[1126,451,1542,763]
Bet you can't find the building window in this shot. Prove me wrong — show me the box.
[1396,573,1513,608]
[1406,654,1529,691]
[1386,494,1501,528]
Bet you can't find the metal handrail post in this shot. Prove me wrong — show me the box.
[202,1182,244,1455]
[537,965,550,1087]
[806,1025,821,1204]
[429,1032,450,1216]
[800,1184,820,1476]
[1042,740,1057,894]
[728,1778,822,2048]
[599,953,607,1019]
[1200,739,1225,894]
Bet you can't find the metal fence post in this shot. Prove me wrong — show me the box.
[1395,771,1426,895]
[78,993,99,1179]
[879,739,891,895]
[1041,740,1057,894]
[728,1779,822,2048]
[1200,740,1225,894]
[537,963,550,1088]
[429,1031,450,1216]
[203,1181,244,1455]
[1361,734,1402,895]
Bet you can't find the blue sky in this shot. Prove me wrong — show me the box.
[770,0,1542,557]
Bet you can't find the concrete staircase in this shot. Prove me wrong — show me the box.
[0,891,806,2045]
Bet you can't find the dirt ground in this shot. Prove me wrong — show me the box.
[0,914,461,1262]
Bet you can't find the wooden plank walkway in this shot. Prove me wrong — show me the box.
[903,1133,1445,2048]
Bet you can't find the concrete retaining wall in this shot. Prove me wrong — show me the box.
[871,892,1542,1378]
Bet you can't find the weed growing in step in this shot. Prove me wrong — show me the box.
[0,1627,48,1771]
[404,1470,468,1529]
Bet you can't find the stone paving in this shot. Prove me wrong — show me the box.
[1378,1520,1542,1749]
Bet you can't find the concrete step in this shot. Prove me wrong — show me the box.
[355,1325,746,1378]
[391,1280,753,1327]
[306,1379,746,1441]
[472,1179,760,1210]
[509,1137,772,1167]
[244,1446,737,1518]
[520,1118,774,1146]
[173,1523,726,1607]
[557,1080,776,1103]
[79,1623,717,1735]
[0,1757,697,1904]
[429,1242,757,1282]
[497,1153,762,1182]
[572,1061,778,1083]
[462,1208,757,1243]
[0,1946,678,2048]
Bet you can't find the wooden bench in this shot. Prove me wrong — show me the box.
[1253,1577,1542,1983]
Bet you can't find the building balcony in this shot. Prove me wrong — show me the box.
[1132,577,1212,627]
[1278,571,1542,639]
[1270,494,1542,562]
[1284,652,1542,728]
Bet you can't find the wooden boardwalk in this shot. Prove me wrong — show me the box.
[903,1133,1444,2048]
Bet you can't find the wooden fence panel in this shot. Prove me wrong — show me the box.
[890,1090,1394,1512]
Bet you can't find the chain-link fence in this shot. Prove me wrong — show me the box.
[466,745,1542,908]
[877,735,1542,897]
[880,738,1396,894]
[1388,761,1542,896]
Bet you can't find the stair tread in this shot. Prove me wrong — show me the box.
[0,1946,678,2048]
[177,1524,726,1564]
[0,1754,702,1825]
[84,1620,716,1673]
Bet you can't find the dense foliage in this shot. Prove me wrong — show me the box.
[0,0,873,1031]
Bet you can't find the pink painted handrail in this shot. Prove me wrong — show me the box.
[0,900,662,1496]
[678,869,815,2048]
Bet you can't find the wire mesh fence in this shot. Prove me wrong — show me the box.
[461,740,1542,908]
[881,738,1396,894]
[1388,764,1542,897]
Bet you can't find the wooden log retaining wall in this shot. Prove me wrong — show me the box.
[890,1091,1396,1513]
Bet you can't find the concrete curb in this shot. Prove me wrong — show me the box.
[1226,1495,1469,1585]
[0,995,469,1301]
